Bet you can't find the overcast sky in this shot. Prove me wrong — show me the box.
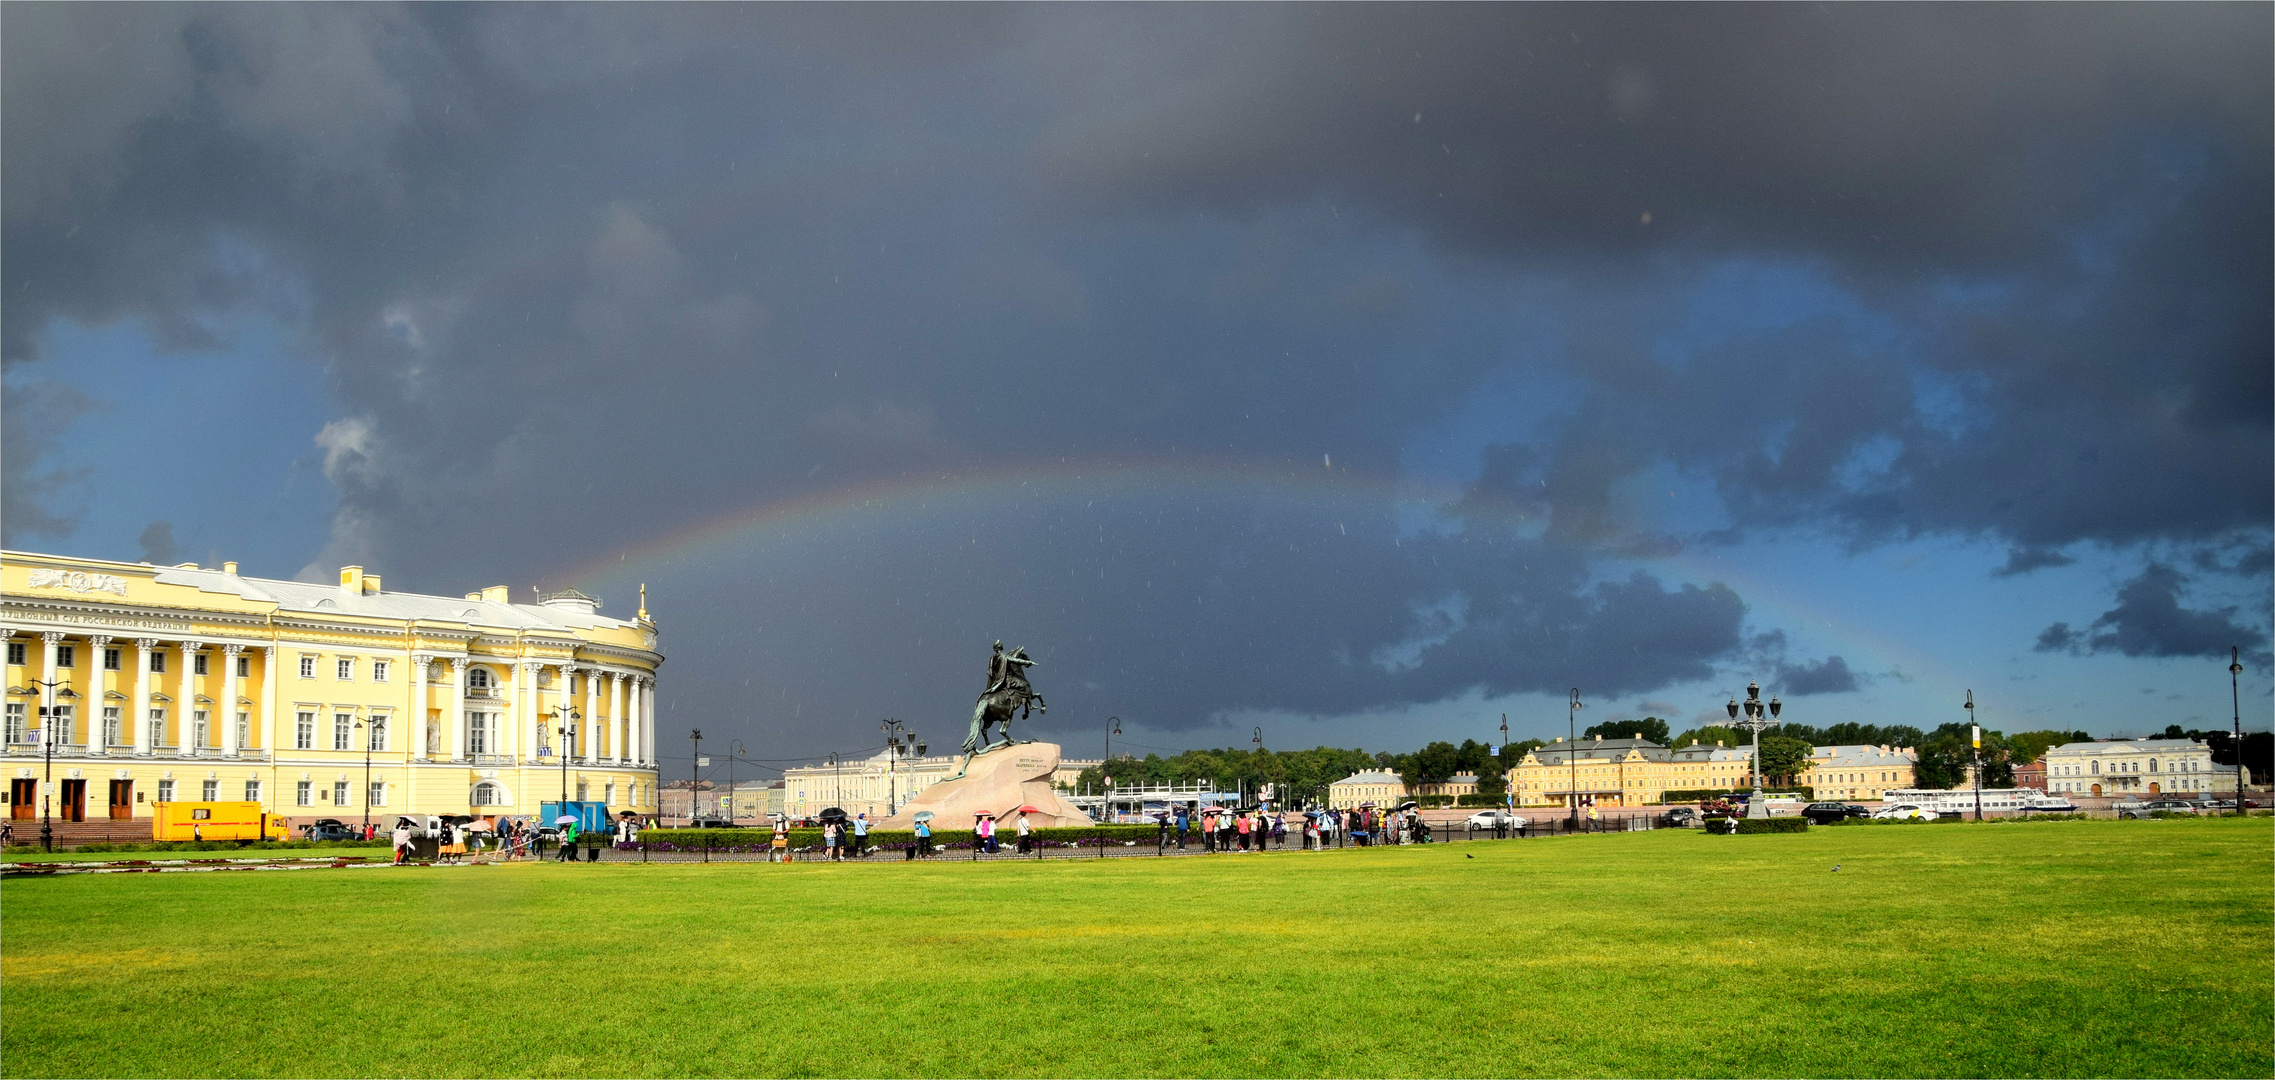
[6,4,2269,770]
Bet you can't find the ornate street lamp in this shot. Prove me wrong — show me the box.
[1568,689,1583,830]
[552,703,582,806]
[729,739,745,824]
[353,717,378,837]
[688,729,703,825]
[1728,681,1782,819]
[2231,647,2246,815]
[880,718,921,816]
[29,676,63,853]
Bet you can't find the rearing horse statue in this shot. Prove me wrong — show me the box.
[961,640,1045,762]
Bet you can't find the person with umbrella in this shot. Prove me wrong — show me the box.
[554,814,580,862]
[913,811,934,857]
[1014,809,1034,854]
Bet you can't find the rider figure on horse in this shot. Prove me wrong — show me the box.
[962,640,1043,760]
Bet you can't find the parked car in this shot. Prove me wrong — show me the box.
[1664,806,1700,827]
[1872,802,1938,821]
[2120,799,2201,819]
[302,822,362,842]
[1802,802,1872,824]
[1465,809,1524,830]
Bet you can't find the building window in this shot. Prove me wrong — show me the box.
[52,645,77,669]
[149,710,167,747]
[194,653,208,676]
[104,648,122,671]
[192,710,209,749]
[576,781,588,801]
[293,711,315,749]
[369,782,386,807]
[236,712,249,749]
[333,781,350,805]
[5,642,22,666]
[2149,759,2158,773]
[103,706,122,746]
[236,655,250,679]
[296,781,312,806]
[468,667,492,690]
[366,717,386,752]
[372,660,389,683]
[151,652,167,674]
[158,779,175,802]
[467,714,488,755]
[472,781,504,806]
[336,658,354,681]
[202,779,218,801]
[245,779,261,802]
[333,713,353,751]
[298,655,315,679]
[4,703,23,744]
[605,781,616,803]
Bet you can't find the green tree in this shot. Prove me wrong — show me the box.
[1585,716,1671,745]
[1670,724,1743,750]
[1757,735,1815,787]
[1913,732,1970,789]
[2007,729,2090,768]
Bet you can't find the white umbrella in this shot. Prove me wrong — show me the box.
[554,814,578,825]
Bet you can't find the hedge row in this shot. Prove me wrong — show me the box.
[636,824,1167,851]
[1664,787,1815,803]
[55,839,392,854]
[1732,817,1810,834]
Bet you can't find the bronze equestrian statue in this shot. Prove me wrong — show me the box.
[961,640,1045,762]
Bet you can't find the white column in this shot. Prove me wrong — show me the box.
[39,632,63,745]
[410,655,429,761]
[610,673,627,765]
[448,659,468,761]
[178,640,202,751]
[520,661,542,759]
[624,674,641,765]
[259,646,278,759]
[221,644,243,757]
[642,676,657,765]
[87,636,113,753]
[134,640,157,756]
[582,665,600,763]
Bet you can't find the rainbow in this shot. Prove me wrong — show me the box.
[553,455,1964,717]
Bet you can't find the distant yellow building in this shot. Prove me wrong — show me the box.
[1505,735,1918,808]
[1327,770,1406,809]
[3,550,662,827]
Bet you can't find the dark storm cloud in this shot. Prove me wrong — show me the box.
[3,5,2268,750]
[1774,655,1864,697]
[2035,564,2270,667]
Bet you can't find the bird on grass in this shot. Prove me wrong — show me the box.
[1465,853,1474,859]
[1832,864,1841,872]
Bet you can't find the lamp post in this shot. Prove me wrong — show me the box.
[1964,690,1983,820]
[353,717,377,837]
[1728,681,1781,819]
[729,740,745,825]
[688,729,702,825]
[552,703,582,805]
[829,752,840,810]
[29,676,62,853]
[880,718,920,816]
[1568,689,1583,830]
[2231,647,2246,815]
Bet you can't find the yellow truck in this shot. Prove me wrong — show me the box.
[151,801,293,842]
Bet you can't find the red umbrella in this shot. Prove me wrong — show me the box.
[1017,805,1041,813]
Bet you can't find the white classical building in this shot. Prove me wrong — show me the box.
[2042,739,2234,798]
[4,550,663,828]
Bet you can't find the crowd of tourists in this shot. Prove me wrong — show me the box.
[1144,803,1431,852]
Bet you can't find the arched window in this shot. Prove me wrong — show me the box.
[2148,759,2158,773]
[468,667,493,690]
[471,781,506,806]
[2091,761,2100,775]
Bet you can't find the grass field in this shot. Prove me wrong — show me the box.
[3,818,2267,1078]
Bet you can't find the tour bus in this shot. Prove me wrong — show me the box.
[151,801,295,842]
[1878,788,2077,817]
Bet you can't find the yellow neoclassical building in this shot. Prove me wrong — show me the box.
[2,550,662,828]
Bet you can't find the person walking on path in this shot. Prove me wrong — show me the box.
[391,820,411,864]
[852,813,870,858]
[913,818,932,858]
[1235,811,1252,852]
[555,820,578,862]
[1015,811,1033,854]
[1174,805,1190,849]
[1156,812,1171,851]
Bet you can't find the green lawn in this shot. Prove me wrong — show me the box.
[3,819,2268,1078]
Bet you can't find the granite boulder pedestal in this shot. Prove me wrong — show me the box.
[876,741,1092,831]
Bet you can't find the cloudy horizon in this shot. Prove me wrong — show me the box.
[6,4,2268,766]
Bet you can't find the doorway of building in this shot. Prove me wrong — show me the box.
[58,779,86,822]
[2148,782,2160,794]
[2091,783,2102,796]
[108,780,133,820]
[8,779,32,820]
